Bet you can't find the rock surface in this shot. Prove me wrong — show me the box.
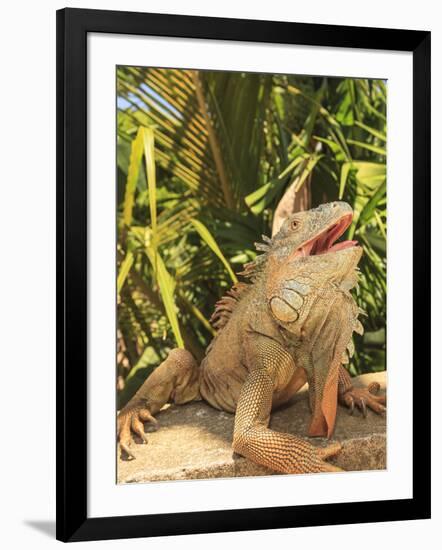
[118,371,386,483]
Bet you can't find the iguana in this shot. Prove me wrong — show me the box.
[118,201,386,474]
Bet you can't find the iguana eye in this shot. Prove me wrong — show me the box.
[291,220,300,230]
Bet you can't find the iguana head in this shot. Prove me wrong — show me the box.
[261,201,362,291]
[261,201,363,438]
[269,201,360,267]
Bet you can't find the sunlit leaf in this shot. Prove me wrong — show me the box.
[347,139,386,156]
[354,120,386,142]
[339,162,352,199]
[117,251,134,294]
[179,293,216,336]
[144,230,184,349]
[190,219,237,283]
[123,129,144,226]
[358,180,387,227]
[294,154,323,192]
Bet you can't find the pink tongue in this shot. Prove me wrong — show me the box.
[328,240,357,252]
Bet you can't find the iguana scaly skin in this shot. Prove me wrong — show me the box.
[118,202,386,474]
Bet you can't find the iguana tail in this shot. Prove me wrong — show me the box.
[117,349,200,459]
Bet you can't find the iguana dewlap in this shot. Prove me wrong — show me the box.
[118,202,386,474]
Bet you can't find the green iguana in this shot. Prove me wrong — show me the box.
[118,201,386,474]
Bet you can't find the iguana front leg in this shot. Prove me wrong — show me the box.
[232,340,342,474]
[338,366,386,416]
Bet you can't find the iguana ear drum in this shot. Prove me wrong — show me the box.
[270,296,299,323]
[269,288,304,323]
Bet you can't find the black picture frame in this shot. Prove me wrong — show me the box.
[56,7,431,542]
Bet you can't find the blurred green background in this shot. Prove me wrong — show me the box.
[116,67,387,407]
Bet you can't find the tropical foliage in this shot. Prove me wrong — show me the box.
[116,67,387,406]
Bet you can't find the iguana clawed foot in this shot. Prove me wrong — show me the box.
[340,382,386,417]
[117,402,158,460]
[117,348,200,460]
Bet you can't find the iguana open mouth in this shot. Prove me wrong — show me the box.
[296,213,358,257]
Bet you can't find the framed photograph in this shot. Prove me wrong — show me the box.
[56,7,431,542]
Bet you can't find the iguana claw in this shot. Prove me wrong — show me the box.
[360,399,367,418]
[348,396,355,415]
[340,385,386,417]
[117,402,158,460]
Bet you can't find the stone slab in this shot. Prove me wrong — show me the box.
[118,371,386,483]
